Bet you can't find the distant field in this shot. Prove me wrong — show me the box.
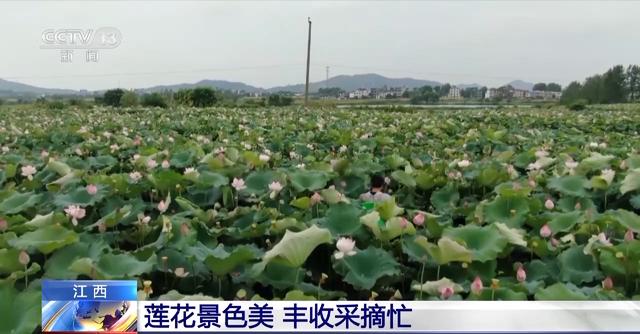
[1,104,640,332]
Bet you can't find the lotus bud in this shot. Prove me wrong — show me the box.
[413,213,425,226]
[236,289,247,300]
[491,278,500,289]
[180,223,190,236]
[320,273,328,285]
[0,218,7,232]
[624,229,634,242]
[545,198,554,210]
[18,250,30,266]
[143,280,153,295]
[98,222,106,233]
[516,265,527,283]
[369,291,379,301]
[391,289,403,300]
[540,224,552,238]
[471,276,483,295]
[602,276,614,290]
[174,267,189,278]
[439,286,454,299]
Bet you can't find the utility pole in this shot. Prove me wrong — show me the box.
[325,66,329,89]
[304,17,312,106]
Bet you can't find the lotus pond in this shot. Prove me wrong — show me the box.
[1,104,640,333]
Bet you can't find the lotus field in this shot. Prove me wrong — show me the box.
[2,105,640,332]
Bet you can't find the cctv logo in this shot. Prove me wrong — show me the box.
[41,27,122,49]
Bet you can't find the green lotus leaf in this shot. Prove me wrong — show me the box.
[426,237,473,265]
[197,171,229,188]
[333,247,400,290]
[577,153,614,173]
[431,185,459,213]
[254,225,332,273]
[0,192,43,215]
[484,195,529,227]
[156,290,222,301]
[70,252,157,280]
[54,185,106,208]
[319,203,362,236]
[244,170,277,195]
[610,209,640,232]
[548,175,589,197]
[148,170,184,192]
[443,225,508,262]
[271,217,306,233]
[547,211,584,233]
[558,246,599,284]
[9,225,78,254]
[598,240,640,278]
[621,169,640,195]
[494,222,527,247]
[289,170,329,192]
[290,196,311,209]
[205,244,263,276]
[0,282,41,334]
[284,290,317,301]
[319,188,346,204]
[391,170,416,188]
[47,159,72,176]
[0,248,23,274]
[467,287,527,301]
[375,197,404,221]
[402,235,430,262]
[46,170,83,192]
[534,282,588,300]
[88,205,132,229]
[630,195,640,209]
[44,235,110,279]
[20,212,68,231]
[411,277,463,296]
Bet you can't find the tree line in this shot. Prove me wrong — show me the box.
[98,87,293,108]
[561,65,640,105]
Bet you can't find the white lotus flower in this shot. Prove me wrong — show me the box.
[184,167,199,177]
[232,178,246,191]
[601,169,615,185]
[268,181,283,192]
[64,205,86,226]
[334,237,357,259]
[259,154,270,162]
[565,160,578,169]
[129,171,142,183]
[146,159,158,169]
[339,145,348,153]
[21,165,37,180]
[457,159,471,168]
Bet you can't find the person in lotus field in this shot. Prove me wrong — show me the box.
[360,174,391,202]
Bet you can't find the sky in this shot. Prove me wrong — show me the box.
[0,1,639,91]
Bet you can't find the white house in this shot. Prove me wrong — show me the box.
[445,86,463,100]
[348,88,371,99]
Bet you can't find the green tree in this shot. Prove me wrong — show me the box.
[120,91,138,107]
[601,65,626,103]
[532,83,547,91]
[560,81,583,104]
[173,89,194,106]
[318,87,344,97]
[103,88,125,107]
[626,65,640,101]
[267,94,293,106]
[141,93,167,108]
[546,83,562,92]
[191,87,218,107]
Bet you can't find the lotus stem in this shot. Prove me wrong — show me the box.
[437,265,441,280]
[24,264,28,288]
[419,261,426,300]
[218,277,222,298]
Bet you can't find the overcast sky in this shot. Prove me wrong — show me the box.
[1,1,639,90]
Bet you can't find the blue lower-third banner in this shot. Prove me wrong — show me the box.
[137,301,640,332]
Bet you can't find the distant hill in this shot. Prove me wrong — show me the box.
[141,79,264,94]
[0,78,78,97]
[505,80,535,91]
[268,73,441,93]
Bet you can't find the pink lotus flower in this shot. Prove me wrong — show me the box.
[21,165,37,180]
[471,276,483,295]
[528,179,537,188]
[597,232,612,246]
[551,238,560,247]
[129,171,142,183]
[268,181,283,192]
[625,229,635,242]
[310,192,323,205]
[399,217,409,229]
[157,200,169,213]
[86,184,98,195]
[41,150,49,159]
[146,159,158,169]
[231,178,246,191]
[64,205,86,226]
[334,237,357,259]
[602,276,614,290]
[0,218,7,232]
[544,198,554,210]
[161,160,170,169]
[516,265,527,283]
[540,224,552,238]
[457,159,471,168]
[439,286,454,299]
[18,250,30,266]
[413,213,425,226]
[180,223,190,236]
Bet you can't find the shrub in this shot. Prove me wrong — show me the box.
[141,93,168,108]
[103,89,125,107]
